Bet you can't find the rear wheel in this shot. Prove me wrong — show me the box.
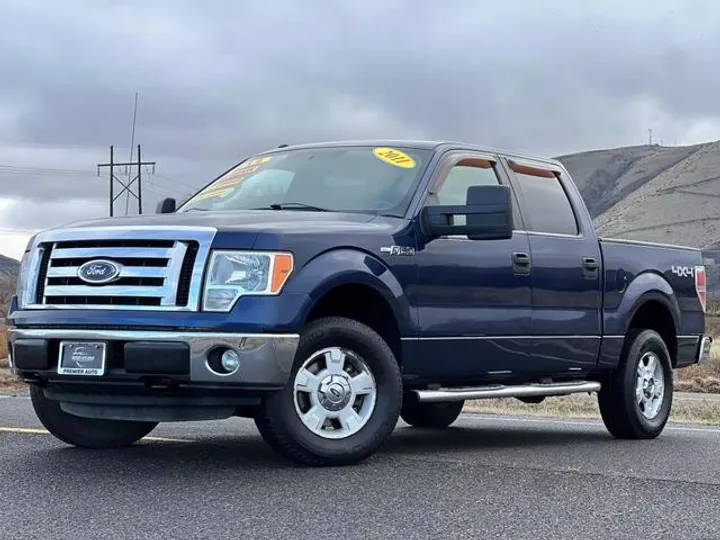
[254,317,402,466]
[29,385,158,448]
[400,398,464,428]
[598,329,673,439]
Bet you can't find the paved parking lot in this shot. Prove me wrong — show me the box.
[2,395,719,540]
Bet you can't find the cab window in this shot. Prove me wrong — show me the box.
[430,158,501,206]
[510,163,579,236]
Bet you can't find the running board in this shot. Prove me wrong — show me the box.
[413,381,602,403]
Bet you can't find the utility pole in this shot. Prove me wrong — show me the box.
[648,128,653,145]
[97,144,156,217]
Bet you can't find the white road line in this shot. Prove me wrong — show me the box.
[459,413,720,434]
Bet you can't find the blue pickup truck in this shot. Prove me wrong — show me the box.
[6,140,712,466]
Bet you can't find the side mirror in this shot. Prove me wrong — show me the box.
[156,197,177,214]
[420,185,513,241]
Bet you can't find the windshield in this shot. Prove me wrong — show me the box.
[177,145,432,216]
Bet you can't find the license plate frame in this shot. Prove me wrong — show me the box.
[57,341,107,377]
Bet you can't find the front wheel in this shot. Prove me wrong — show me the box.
[254,317,402,466]
[598,329,674,439]
[29,385,158,448]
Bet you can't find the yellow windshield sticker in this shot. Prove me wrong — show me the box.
[214,167,257,188]
[245,156,273,167]
[229,165,259,178]
[190,187,232,202]
[372,147,416,168]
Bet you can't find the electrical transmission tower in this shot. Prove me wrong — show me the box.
[97,144,156,216]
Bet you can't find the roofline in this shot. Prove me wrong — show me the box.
[251,139,566,168]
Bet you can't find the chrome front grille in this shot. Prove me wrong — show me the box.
[22,226,217,311]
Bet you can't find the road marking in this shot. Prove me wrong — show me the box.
[0,427,48,435]
[0,426,192,443]
[459,413,720,434]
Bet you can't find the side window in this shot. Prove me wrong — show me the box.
[431,158,501,206]
[511,164,578,235]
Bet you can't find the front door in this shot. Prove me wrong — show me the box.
[405,150,533,384]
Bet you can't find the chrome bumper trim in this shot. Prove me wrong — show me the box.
[7,327,299,385]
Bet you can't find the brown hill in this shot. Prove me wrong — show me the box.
[556,141,720,249]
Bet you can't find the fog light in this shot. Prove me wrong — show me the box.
[221,349,240,373]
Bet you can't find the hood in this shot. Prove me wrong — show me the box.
[58,209,387,234]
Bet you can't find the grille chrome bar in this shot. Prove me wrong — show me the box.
[49,246,175,259]
[44,285,167,297]
[21,226,217,311]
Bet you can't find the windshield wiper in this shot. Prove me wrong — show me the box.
[266,202,330,212]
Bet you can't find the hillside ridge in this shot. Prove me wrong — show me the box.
[556,140,720,249]
[0,255,19,281]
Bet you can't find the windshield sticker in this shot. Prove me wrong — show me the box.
[228,165,259,178]
[244,156,273,167]
[372,147,416,168]
[214,166,258,188]
[189,187,233,203]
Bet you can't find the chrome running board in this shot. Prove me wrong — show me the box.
[414,381,602,403]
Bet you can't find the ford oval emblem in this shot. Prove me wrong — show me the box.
[77,259,122,284]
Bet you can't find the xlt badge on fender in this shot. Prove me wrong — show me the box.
[380,245,415,256]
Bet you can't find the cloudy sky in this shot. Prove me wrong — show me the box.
[1,0,720,258]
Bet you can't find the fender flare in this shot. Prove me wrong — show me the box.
[614,271,681,335]
[284,248,416,335]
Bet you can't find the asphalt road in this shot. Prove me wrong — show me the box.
[1,396,719,540]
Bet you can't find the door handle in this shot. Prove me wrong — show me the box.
[582,256,599,279]
[512,251,531,275]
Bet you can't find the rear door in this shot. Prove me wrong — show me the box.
[500,157,602,376]
[407,150,534,383]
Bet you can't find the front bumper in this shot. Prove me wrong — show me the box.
[6,327,299,388]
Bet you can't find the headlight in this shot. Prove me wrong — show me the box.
[202,250,294,312]
[15,234,38,309]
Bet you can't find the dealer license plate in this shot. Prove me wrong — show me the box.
[57,342,107,376]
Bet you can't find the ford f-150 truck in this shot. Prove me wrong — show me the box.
[5,140,712,466]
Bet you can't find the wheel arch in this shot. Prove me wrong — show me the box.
[287,248,414,365]
[616,273,681,366]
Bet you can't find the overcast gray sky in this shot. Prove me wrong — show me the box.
[1,0,720,253]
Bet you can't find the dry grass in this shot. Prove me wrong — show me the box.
[0,322,6,360]
[673,315,720,393]
[0,322,25,393]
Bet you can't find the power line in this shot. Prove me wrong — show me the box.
[144,177,188,197]
[0,164,97,177]
[0,227,39,235]
[153,173,200,193]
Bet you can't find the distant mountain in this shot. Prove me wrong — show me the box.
[555,140,720,250]
[0,254,19,281]
[556,140,720,297]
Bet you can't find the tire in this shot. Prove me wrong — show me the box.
[29,385,158,449]
[400,398,464,428]
[598,329,674,439]
[254,317,402,466]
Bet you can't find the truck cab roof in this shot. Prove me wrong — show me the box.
[252,139,566,170]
